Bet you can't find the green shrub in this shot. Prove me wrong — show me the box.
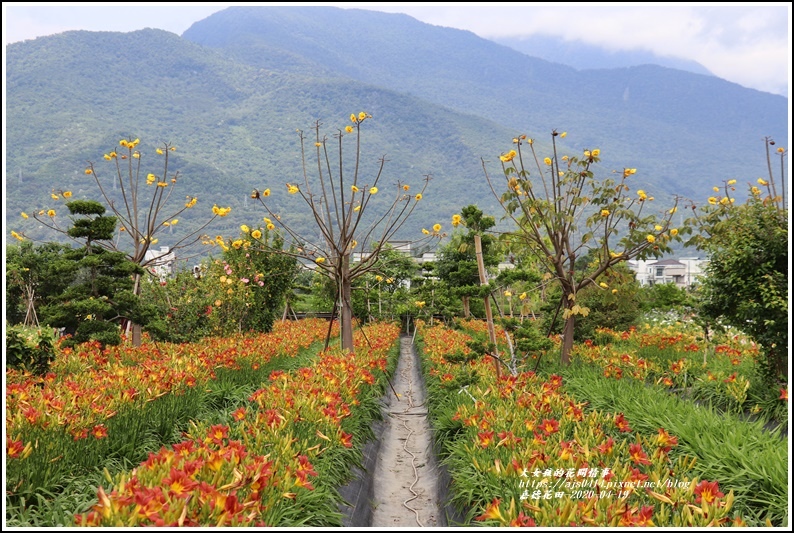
[5,324,56,376]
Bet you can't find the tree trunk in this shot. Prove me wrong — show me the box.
[131,273,143,347]
[462,296,470,318]
[340,254,355,353]
[561,304,575,365]
[474,234,500,379]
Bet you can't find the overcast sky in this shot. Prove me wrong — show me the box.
[2,2,791,96]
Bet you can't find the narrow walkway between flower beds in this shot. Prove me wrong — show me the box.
[371,336,441,527]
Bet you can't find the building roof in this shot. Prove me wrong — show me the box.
[648,259,684,266]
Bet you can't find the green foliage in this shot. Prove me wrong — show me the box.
[5,241,74,325]
[686,182,787,383]
[143,229,298,342]
[4,324,56,376]
[352,245,418,321]
[37,201,153,348]
[640,282,692,312]
[434,205,500,317]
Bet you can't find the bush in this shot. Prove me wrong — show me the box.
[5,324,56,375]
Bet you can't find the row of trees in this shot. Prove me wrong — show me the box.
[7,118,787,385]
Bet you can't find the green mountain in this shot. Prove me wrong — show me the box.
[6,6,788,261]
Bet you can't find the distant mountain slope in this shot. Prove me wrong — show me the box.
[5,28,518,247]
[492,34,714,77]
[183,6,788,202]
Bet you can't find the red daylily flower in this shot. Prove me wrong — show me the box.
[475,498,505,523]
[540,418,560,435]
[693,480,724,504]
[614,413,631,432]
[628,443,651,465]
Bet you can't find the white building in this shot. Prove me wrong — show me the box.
[143,246,175,281]
[627,257,708,288]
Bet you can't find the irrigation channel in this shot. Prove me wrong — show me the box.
[370,335,442,527]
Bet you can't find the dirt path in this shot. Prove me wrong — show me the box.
[371,336,441,527]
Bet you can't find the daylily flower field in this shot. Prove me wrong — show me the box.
[417,319,787,527]
[6,320,401,526]
[4,317,787,526]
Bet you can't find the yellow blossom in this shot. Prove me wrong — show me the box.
[599,282,608,289]
[512,138,519,144]
[654,225,663,231]
[777,147,785,153]
[85,168,93,175]
[519,292,527,300]
[637,190,647,200]
[288,184,299,194]
[451,214,462,227]
[370,187,378,194]
[251,229,262,239]
[422,228,430,235]
[119,139,129,148]
[646,235,655,243]
[232,239,243,249]
[263,188,271,197]
[185,197,197,208]
[669,207,677,214]
[47,209,56,217]
[132,152,140,159]
[350,113,357,123]
[751,186,761,195]
[267,223,275,231]
[670,228,678,236]
[240,224,250,233]
[757,178,768,186]
[708,197,717,205]
[315,256,326,264]
[345,126,354,133]
[162,221,170,227]
[720,197,729,205]
[156,182,168,188]
[560,131,567,138]
[504,291,512,297]
[156,148,164,155]
[375,275,383,282]
[727,179,736,185]
[592,149,600,157]
[584,150,591,158]
[543,157,552,166]
[147,173,156,185]
[358,111,367,121]
[215,299,222,307]
[315,142,321,147]
[21,212,28,219]
[612,289,618,294]
[220,275,227,283]
[354,205,361,212]
[351,185,360,193]
[103,154,112,160]
[386,278,394,284]
[11,230,25,241]
[169,146,176,151]
[415,193,423,201]
[402,184,410,191]
[433,223,442,232]
[51,193,59,200]
[63,191,72,198]
[171,219,178,225]
[415,301,426,308]
[713,186,720,192]
[601,209,610,217]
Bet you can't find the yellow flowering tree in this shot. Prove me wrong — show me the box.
[484,132,682,364]
[685,139,787,383]
[250,113,431,352]
[17,138,227,345]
